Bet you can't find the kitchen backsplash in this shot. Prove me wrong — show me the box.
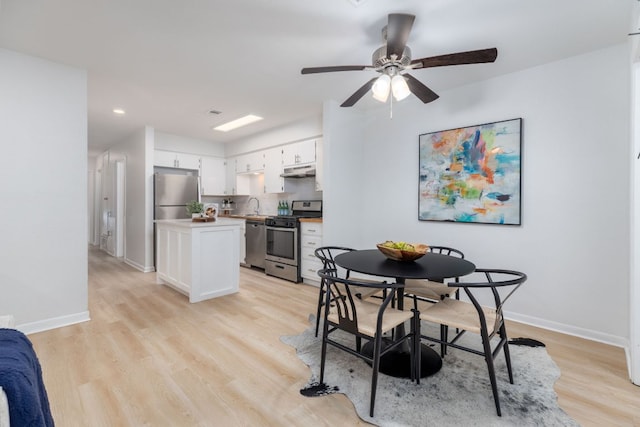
[202,177,321,216]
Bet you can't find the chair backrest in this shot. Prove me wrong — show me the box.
[455,268,527,334]
[317,268,399,335]
[314,246,355,278]
[428,246,465,259]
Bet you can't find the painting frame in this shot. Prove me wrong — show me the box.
[418,118,522,225]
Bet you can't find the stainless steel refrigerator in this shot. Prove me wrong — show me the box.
[154,173,199,220]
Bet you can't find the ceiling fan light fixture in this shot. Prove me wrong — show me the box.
[371,74,391,102]
[391,75,411,101]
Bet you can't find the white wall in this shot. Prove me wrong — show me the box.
[0,48,89,333]
[108,126,155,272]
[324,44,630,347]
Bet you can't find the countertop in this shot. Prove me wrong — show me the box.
[155,218,245,228]
[299,217,323,223]
[222,214,269,222]
[218,214,323,223]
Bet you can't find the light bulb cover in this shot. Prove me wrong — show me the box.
[391,75,411,101]
[372,74,391,102]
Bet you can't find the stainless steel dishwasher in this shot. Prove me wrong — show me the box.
[245,220,266,269]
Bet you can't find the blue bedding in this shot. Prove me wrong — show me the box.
[0,328,54,426]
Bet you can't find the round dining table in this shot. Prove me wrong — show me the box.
[334,249,476,378]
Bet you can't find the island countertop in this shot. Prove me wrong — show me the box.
[155,218,245,228]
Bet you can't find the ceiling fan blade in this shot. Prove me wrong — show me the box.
[403,74,439,104]
[301,65,368,74]
[340,77,378,107]
[386,13,415,60]
[411,47,498,69]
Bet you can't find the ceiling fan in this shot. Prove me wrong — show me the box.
[301,13,498,107]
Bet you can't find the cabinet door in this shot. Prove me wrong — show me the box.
[176,153,201,171]
[264,147,284,193]
[282,139,316,166]
[296,139,316,165]
[154,150,177,168]
[236,152,265,173]
[155,150,201,170]
[200,156,226,195]
[224,159,236,195]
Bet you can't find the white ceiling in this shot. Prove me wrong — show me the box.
[0,0,635,156]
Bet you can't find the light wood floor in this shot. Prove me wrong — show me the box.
[27,247,640,426]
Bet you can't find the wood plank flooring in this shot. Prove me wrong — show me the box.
[27,247,640,426]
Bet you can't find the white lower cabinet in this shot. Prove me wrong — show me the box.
[155,219,242,303]
[300,221,323,285]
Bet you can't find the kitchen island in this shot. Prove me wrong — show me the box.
[155,218,244,303]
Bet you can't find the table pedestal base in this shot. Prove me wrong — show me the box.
[361,341,442,378]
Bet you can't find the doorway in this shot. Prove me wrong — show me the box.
[99,151,126,258]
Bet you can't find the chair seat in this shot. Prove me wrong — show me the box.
[420,297,497,335]
[403,279,458,301]
[352,285,383,300]
[328,299,413,337]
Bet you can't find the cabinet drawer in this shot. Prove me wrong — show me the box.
[301,235,322,251]
[300,222,322,235]
[301,245,320,263]
[301,258,323,280]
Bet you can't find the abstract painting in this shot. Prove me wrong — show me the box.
[419,118,522,225]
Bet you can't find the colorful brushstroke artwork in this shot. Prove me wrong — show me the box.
[418,118,522,225]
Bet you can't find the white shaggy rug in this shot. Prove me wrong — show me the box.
[281,316,579,427]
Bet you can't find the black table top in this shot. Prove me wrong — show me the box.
[334,249,475,282]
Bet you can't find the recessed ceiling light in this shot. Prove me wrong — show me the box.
[113,108,126,115]
[213,114,263,132]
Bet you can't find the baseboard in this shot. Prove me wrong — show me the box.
[506,310,630,350]
[124,257,155,273]
[17,311,91,335]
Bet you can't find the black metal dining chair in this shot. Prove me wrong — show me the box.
[403,246,465,309]
[317,268,420,417]
[418,268,527,416]
[313,246,383,337]
[402,246,465,355]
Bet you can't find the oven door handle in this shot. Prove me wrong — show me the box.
[266,226,296,232]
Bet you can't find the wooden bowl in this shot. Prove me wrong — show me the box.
[376,243,429,262]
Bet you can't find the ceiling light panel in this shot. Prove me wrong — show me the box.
[213,114,263,132]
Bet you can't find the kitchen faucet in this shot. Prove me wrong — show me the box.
[248,197,260,215]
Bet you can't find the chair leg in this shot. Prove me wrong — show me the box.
[503,339,514,384]
[369,333,383,417]
[315,284,325,337]
[440,324,448,357]
[413,309,421,384]
[319,330,329,384]
[481,334,502,416]
[500,325,514,384]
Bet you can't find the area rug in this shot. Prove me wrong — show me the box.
[281,316,579,427]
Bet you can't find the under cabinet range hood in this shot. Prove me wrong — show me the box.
[280,165,316,178]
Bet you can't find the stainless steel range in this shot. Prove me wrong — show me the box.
[265,200,322,282]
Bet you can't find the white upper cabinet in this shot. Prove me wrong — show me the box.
[154,150,201,170]
[264,147,284,193]
[224,158,237,195]
[236,151,265,174]
[282,139,316,166]
[154,150,178,168]
[200,156,226,195]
